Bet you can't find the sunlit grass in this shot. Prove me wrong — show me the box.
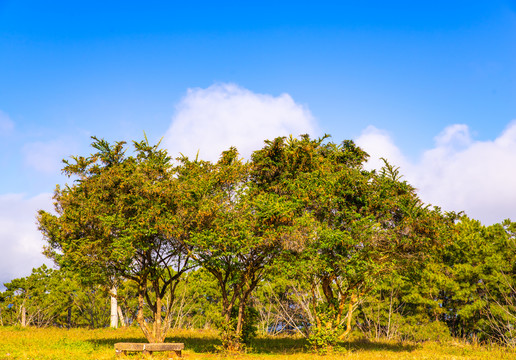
[0,326,513,359]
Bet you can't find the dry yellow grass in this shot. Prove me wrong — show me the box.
[0,326,513,360]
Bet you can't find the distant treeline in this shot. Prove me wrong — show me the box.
[1,135,514,351]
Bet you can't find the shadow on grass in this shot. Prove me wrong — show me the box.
[249,336,306,354]
[87,334,221,353]
[249,337,417,354]
[88,333,417,355]
[339,339,418,353]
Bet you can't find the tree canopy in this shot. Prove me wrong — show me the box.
[25,134,515,351]
[38,137,192,342]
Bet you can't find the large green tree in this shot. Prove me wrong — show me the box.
[250,135,453,350]
[38,137,191,342]
[176,148,310,351]
[438,217,516,342]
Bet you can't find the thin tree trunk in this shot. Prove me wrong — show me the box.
[137,282,154,342]
[67,306,72,328]
[117,305,126,327]
[338,293,357,340]
[154,292,162,341]
[89,307,95,328]
[110,286,118,328]
[20,303,26,327]
[387,287,394,339]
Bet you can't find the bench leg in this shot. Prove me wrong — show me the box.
[167,350,182,358]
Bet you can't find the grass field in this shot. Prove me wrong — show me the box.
[0,326,514,360]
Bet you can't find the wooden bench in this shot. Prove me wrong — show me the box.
[114,342,184,357]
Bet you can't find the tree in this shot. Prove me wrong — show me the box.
[35,133,455,349]
[174,144,314,351]
[2,265,62,327]
[38,137,191,342]
[438,217,516,343]
[484,220,516,347]
[250,135,453,350]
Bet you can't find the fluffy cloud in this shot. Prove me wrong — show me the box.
[0,110,14,135]
[22,138,78,174]
[0,193,53,286]
[163,83,318,162]
[356,122,516,225]
[353,126,409,171]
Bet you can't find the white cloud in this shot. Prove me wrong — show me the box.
[356,121,516,225]
[22,138,77,174]
[355,126,409,171]
[434,124,472,149]
[0,110,14,135]
[163,83,318,162]
[0,193,53,286]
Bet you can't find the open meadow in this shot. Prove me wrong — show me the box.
[0,326,514,360]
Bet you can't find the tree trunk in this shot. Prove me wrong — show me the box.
[137,283,154,342]
[154,293,163,341]
[387,287,394,339]
[20,303,26,327]
[110,286,118,328]
[219,301,241,352]
[117,305,126,327]
[339,293,358,340]
[236,301,245,336]
[89,307,95,328]
[67,306,72,328]
[136,281,167,343]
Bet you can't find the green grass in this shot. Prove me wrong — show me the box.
[0,326,513,360]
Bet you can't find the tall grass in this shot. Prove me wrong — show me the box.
[0,326,513,359]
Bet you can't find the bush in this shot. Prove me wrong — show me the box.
[399,320,451,342]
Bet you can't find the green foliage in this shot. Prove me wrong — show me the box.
[234,305,259,346]
[15,133,513,350]
[0,266,111,328]
[306,311,342,353]
[2,265,64,327]
[399,320,452,343]
[251,135,455,350]
[37,137,192,342]
[216,305,259,350]
[437,217,516,341]
[176,141,318,351]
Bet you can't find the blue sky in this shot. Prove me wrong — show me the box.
[1,1,515,283]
